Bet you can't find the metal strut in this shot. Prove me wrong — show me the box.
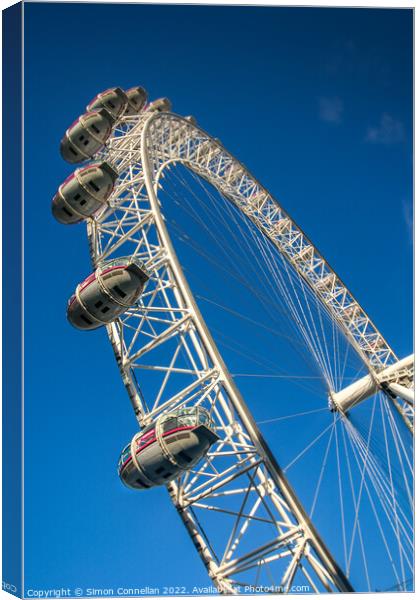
[140,115,354,593]
[86,107,412,593]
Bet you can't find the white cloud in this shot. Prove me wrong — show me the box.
[365,113,405,144]
[318,97,343,123]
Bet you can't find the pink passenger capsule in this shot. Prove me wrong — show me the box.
[86,87,128,120]
[118,408,219,490]
[52,161,118,224]
[60,109,114,164]
[124,86,148,115]
[67,258,149,330]
[147,97,172,113]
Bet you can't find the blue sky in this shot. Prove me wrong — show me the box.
[23,3,413,595]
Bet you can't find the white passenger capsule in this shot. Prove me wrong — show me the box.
[118,408,219,490]
[60,109,114,164]
[67,258,149,330]
[86,87,128,121]
[148,97,172,113]
[124,86,148,115]
[52,161,118,224]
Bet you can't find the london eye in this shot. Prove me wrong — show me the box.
[53,86,414,594]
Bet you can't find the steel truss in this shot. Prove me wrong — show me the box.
[86,107,412,592]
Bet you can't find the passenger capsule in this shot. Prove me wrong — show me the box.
[118,408,219,490]
[86,87,128,120]
[124,86,148,115]
[148,97,172,113]
[60,109,114,164]
[185,115,197,125]
[67,258,149,330]
[52,161,118,224]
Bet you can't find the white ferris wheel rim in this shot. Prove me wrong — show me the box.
[84,107,413,593]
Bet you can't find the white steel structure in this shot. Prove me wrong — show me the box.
[83,101,413,593]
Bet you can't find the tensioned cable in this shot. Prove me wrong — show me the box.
[165,163,413,490]
[353,413,412,515]
[283,421,336,473]
[91,123,413,592]
[334,423,348,573]
[163,168,335,396]
[166,166,410,492]
[346,421,413,541]
[344,418,413,563]
[345,394,376,578]
[310,412,337,518]
[155,161,412,588]
[210,325,326,399]
[350,404,411,523]
[340,418,400,587]
[340,416,372,589]
[343,420,412,585]
[182,165,362,392]
[257,407,329,425]
[165,165,359,393]
[380,394,407,588]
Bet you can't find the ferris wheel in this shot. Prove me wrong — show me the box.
[53,87,414,594]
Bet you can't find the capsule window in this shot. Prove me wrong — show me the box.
[162,418,177,433]
[113,285,127,299]
[74,193,81,201]
[107,101,116,109]
[94,300,103,308]
[79,199,87,206]
[91,124,100,134]
[137,479,150,488]
[163,473,172,479]
[89,180,100,193]
[155,467,165,475]
[101,306,110,314]
[62,207,73,217]
[178,451,192,464]
[80,315,93,325]
[69,147,78,156]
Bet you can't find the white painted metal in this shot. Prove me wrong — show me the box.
[387,383,414,405]
[138,111,413,430]
[85,103,412,592]
[330,354,414,421]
